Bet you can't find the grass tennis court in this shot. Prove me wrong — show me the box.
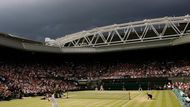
[0,90,182,107]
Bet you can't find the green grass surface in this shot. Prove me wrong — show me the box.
[0,90,182,107]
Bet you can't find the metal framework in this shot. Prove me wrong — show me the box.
[53,15,190,48]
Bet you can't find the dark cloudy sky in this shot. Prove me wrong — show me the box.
[0,0,190,41]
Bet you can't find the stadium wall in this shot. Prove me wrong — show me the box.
[78,78,170,90]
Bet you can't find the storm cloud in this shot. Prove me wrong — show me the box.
[0,0,190,41]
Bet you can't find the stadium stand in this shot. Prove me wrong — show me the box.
[1,57,190,100]
[0,15,190,102]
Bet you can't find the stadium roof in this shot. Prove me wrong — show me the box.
[0,15,190,53]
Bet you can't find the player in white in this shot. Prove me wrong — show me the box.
[49,93,58,107]
[100,85,104,91]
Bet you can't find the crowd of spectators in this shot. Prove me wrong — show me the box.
[167,82,190,97]
[100,59,190,79]
[0,80,12,101]
[0,63,79,101]
[1,58,190,100]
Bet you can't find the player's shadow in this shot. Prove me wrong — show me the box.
[152,98,156,100]
[149,98,156,100]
